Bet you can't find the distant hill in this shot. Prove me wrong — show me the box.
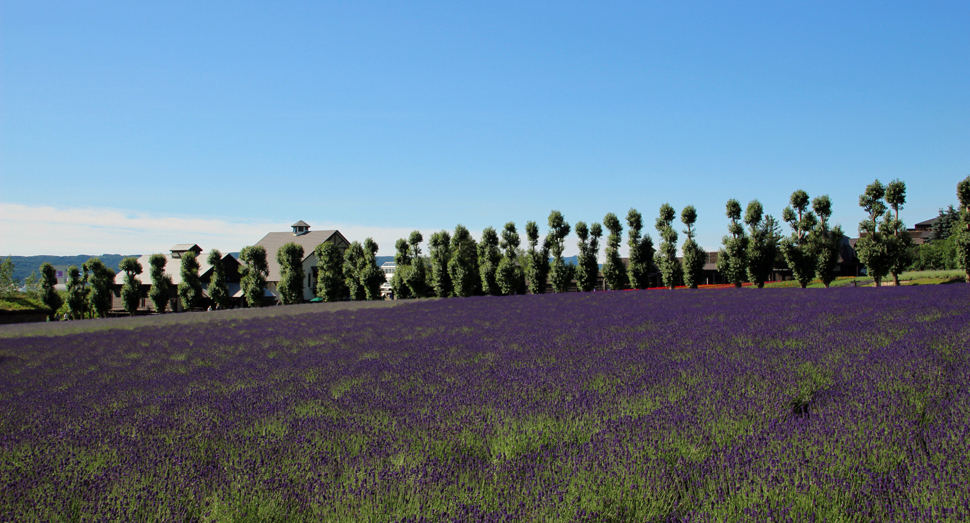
[5,255,139,283]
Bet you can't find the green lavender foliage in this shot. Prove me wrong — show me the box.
[856,180,892,286]
[744,201,780,288]
[780,190,818,288]
[601,213,627,291]
[626,208,654,289]
[206,250,231,310]
[428,231,453,298]
[496,222,525,296]
[716,199,748,287]
[119,257,143,316]
[314,242,346,302]
[680,205,705,289]
[276,243,305,305]
[655,204,681,289]
[84,257,116,318]
[65,265,88,319]
[575,222,603,292]
[239,245,268,308]
[40,262,62,320]
[525,221,551,294]
[809,195,845,288]
[477,227,502,296]
[547,211,573,293]
[148,254,172,314]
[448,226,480,298]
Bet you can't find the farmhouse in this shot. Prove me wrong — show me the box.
[110,244,243,313]
[254,221,351,302]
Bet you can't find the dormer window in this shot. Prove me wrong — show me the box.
[292,220,310,236]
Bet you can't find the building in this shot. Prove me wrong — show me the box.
[110,244,243,313]
[253,221,351,302]
[380,261,396,299]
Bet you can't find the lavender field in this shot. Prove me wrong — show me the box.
[2,286,969,522]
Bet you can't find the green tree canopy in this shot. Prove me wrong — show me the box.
[276,243,305,305]
[547,210,573,293]
[84,257,116,318]
[343,241,368,301]
[955,176,970,282]
[360,238,385,300]
[0,257,16,297]
[627,208,655,289]
[391,238,413,300]
[680,205,705,289]
[177,252,203,311]
[119,257,143,316]
[403,230,428,298]
[428,231,453,298]
[744,200,780,288]
[575,221,603,292]
[206,250,231,310]
[448,225,480,297]
[40,262,63,320]
[524,220,551,294]
[496,222,525,296]
[780,190,819,288]
[314,241,346,302]
[716,199,749,288]
[239,245,268,308]
[148,253,172,313]
[883,179,913,286]
[855,180,893,286]
[65,265,87,319]
[809,195,845,288]
[655,203,681,289]
[477,227,502,296]
[601,213,627,291]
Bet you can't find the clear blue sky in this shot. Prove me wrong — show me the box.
[2,1,968,256]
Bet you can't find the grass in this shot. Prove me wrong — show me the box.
[0,293,49,312]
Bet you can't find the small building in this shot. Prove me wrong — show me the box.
[380,261,396,299]
[253,221,351,302]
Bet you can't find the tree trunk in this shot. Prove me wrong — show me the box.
[892,273,900,286]
[668,285,675,290]
[824,282,830,288]
[757,282,765,289]
[874,276,882,287]
[734,282,742,288]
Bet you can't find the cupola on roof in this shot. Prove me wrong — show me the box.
[292,221,310,236]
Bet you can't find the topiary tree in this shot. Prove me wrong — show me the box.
[626,208,655,289]
[40,262,63,320]
[84,257,115,318]
[119,257,143,316]
[716,199,749,288]
[361,238,386,300]
[276,242,305,304]
[403,231,428,298]
[496,222,525,295]
[601,213,627,291]
[680,205,706,289]
[391,238,413,300]
[239,245,268,308]
[575,222,603,292]
[205,250,231,310]
[428,231,453,298]
[883,179,913,286]
[655,204,681,289]
[148,254,172,313]
[314,241,346,302]
[524,221,551,294]
[547,210,573,293]
[343,241,367,301]
[177,251,203,311]
[855,180,893,286]
[955,176,970,283]
[810,195,845,288]
[448,225,480,297]
[477,227,502,296]
[65,265,87,319]
[744,200,780,288]
[780,190,819,288]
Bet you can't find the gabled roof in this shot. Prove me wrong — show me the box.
[112,251,240,286]
[170,244,202,252]
[254,230,350,282]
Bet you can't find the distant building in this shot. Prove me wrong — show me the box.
[380,261,396,299]
[253,221,351,302]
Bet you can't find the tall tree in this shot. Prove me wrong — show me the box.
[744,200,780,288]
[448,225,480,297]
[361,238,386,300]
[884,179,913,286]
[39,262,63,320]
[239,245,268,308]
[276,243,305,304]
[855,180,893,286]
[601,213,627,290]
[716,199,749,288]
[391,238,413,299]
[148,254,172,313]
[314,241,346,302]
[496,222,525,295]
[65,265,87,319]
[403,230,428,298]
[655,204,681,289]
[0,257,15,297]
[177,251,203,310]
[810,195,845,288]
[627,208,655,289]
[575,222,603,292]
[780,190,819,288]
[119,257,143,316]
[478,227,502,296]
[524,221,551,294]
[680,205,706,289]
[428,231,453,298]
[343,241,367,301]
[205,250,231,310]
[84,257,115,318]
[547,210,573,293]
[955,176,970,283]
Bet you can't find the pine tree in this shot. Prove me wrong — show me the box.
[119,257,143,316]
[524,221,551,294]
[177,252,203,310]
[239,245,268,307]
[601,213,627,290]
[680,205,706,289]
[314,241,346,302]
[276,242,305,304]
[477,227,502,296]
[547,211,574,293]
[655,204,681,289]
[39,262,63,320]
[716,199,749,287]
[148,254,172,313]
[496,222,525,295]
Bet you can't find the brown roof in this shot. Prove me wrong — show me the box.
[254,230,350,282]
[112,251,240,286]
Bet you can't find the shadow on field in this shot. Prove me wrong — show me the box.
[0,299,429,339]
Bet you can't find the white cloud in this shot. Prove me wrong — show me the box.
[0,203,435,257]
